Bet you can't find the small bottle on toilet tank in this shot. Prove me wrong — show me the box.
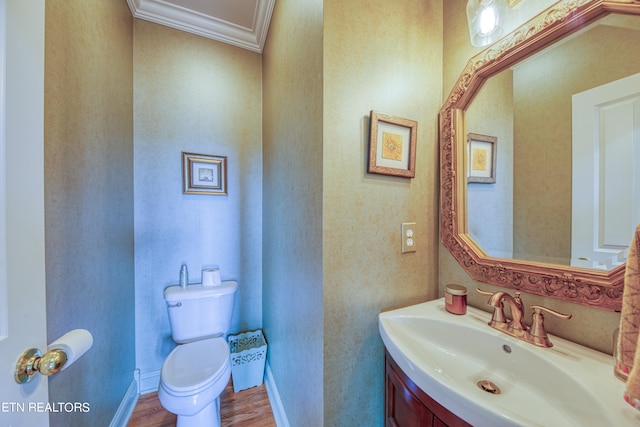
[445,284,467,315]
[179,263,188,288]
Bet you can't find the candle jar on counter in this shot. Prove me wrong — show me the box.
[445,284,467,315]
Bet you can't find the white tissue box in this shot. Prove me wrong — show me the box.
[227,329,267,392]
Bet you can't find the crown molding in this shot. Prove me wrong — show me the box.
[126,0,274,53]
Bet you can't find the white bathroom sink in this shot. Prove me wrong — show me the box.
[379,299,640,427]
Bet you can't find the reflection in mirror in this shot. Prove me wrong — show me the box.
[465,14,640,271]
[439,0,640,311]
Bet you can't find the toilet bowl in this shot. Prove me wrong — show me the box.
[158,337,231,427]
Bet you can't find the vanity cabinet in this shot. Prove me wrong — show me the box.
[385,351,472,427]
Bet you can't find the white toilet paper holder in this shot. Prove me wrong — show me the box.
[15,347,68,384]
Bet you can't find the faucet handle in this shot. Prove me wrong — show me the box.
[476,288,494,297]
[529,305,572,348]
[530,305,572,320]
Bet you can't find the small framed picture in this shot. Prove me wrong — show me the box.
[467,133,497,184]
[368,111,417,178]
[182,152,227,195]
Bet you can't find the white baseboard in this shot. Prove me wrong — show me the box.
[139,369,161,395]
[109,371,140,427]
[264,363,290,427]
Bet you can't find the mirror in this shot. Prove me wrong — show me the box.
[466,13,640,269]
[440,0,640,311]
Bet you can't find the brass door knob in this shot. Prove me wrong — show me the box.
[15,348,68,384]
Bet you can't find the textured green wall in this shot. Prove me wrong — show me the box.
[263,0,442,425]
[44,1,135,425]
[262,0,325,424]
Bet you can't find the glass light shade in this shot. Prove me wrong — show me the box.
[466,0,507,47]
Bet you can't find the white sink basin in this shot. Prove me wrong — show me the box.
[379,298,640,427]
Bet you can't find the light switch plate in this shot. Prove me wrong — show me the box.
[401,222,416,253]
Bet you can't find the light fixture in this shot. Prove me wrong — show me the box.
[466,0,507,47]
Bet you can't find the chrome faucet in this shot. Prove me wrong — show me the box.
[477,288,572,348]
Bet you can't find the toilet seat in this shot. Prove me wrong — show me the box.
[161,337,230,395]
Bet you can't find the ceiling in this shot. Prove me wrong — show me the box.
[126,0,275,53]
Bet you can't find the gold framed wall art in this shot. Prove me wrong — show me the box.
[368,111,417,178]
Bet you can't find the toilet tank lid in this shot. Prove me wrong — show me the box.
[164,281,238,303]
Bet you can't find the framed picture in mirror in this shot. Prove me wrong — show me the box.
[467,133,496,184]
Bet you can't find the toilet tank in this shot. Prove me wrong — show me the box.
[164,281,237,343]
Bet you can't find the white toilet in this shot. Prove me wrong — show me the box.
[158,280,238,427]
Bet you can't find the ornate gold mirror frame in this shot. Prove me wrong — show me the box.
[440,0,640,312]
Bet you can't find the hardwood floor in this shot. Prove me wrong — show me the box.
[127,380,276,427]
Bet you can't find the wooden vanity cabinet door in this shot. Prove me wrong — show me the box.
[386,355,434,426]
[385,351,473,427]
[432,418,448,427]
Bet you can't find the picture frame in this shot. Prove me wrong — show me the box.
[182,152,228,195]
[368,111,417,178]
[467,133,497,184]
